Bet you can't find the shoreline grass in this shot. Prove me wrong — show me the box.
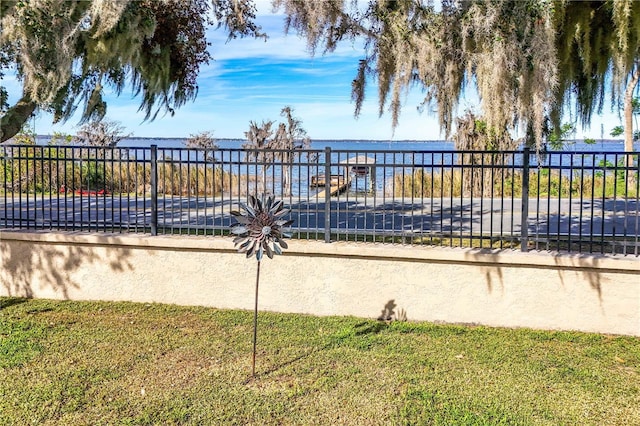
[1,298,639,425]
[393,169,639,199]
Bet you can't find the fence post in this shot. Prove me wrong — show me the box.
[150,144,158,236]
[324,146,331,243]
[520,147,530,252]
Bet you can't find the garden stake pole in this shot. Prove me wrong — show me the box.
[252,260,261,377]
[231,194,293,378]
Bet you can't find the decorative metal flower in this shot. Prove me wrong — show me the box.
[231,194,293,261]
[230,194,294,377]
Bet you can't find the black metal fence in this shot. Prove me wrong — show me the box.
[1,144,639,256]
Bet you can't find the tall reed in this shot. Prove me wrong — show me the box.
[393,168,639,198]
[390,168,463,197]
[0,147,239,196]
[156,163,238,196]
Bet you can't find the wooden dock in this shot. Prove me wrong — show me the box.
[315,175,351,198]
[310,174,341,187]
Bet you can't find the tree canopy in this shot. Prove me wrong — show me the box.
[0,0,262,142]
[277,0,640,151]
[3,0,640,151]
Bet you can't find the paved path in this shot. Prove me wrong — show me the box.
[2,194,638,240]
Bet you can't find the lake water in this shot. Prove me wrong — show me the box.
[116,137,639,153]
[115,137,638,174]
[33,135,639,152]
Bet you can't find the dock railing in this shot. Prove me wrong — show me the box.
[1,144,638,256]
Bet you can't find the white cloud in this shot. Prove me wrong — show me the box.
[207,10,365,62]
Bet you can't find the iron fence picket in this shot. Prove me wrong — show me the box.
[521,148,530,252]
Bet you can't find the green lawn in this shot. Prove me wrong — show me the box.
[1,298,639,425]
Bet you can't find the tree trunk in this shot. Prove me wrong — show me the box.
[624,66,640,170]
[0,97,38,143]
[281,152,293,197]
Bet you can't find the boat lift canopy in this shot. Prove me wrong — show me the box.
[340,155,376,192]
[339,155,376,167]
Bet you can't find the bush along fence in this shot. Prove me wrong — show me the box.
[1,144,639,256]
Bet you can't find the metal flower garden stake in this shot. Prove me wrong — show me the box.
[230,194,293,377]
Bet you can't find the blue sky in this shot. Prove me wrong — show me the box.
[4,2,625,141]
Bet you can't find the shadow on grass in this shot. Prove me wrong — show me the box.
[353,321,389,335]
[253,318,391,381]
[0,297,28,310]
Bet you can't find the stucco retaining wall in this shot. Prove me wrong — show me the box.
[1,230,639,335]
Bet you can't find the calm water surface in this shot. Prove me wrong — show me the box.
[117,138,640,153]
